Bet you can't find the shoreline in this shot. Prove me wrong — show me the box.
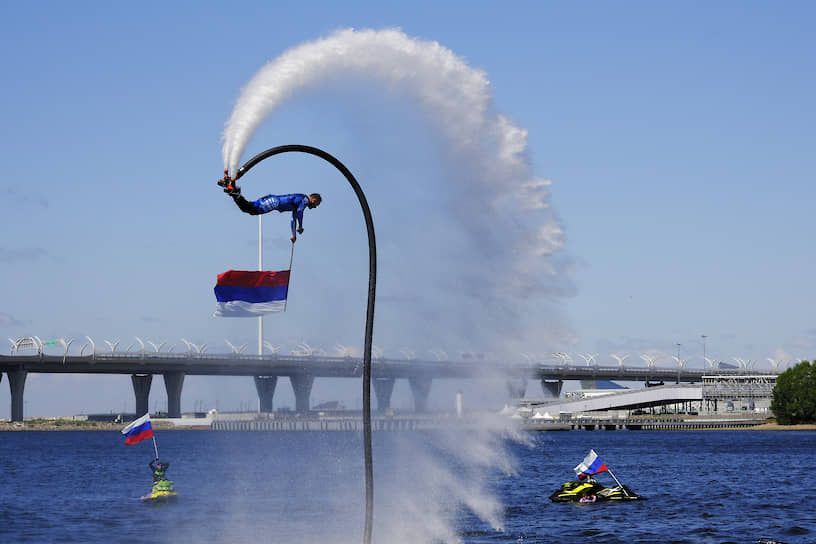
[2,418,815,432]
[0,420,179,432]
[745,422,816,430]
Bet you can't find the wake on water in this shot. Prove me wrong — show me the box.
[220,28,556,543]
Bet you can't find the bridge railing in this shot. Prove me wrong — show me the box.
[0,352,773,379]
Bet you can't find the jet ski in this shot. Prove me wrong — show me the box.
[549,478,643,502]
[140,479,178,502]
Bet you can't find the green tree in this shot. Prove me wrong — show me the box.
[771,360,816,424]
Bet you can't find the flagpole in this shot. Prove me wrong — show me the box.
[151,434,159,460]
[605,467,630,497]
[284,242,294,312]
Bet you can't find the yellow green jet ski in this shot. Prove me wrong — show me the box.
[140,479,178,502]
[549,478,643,502]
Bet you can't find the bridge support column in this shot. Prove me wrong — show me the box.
[372,378,395,412]
[540,379,563,398]
[409,377,433,413]
[506,377,527,399]
[8,368,27,422]
[254,376,278,413]
[131,374,152,417]
[163,372,185,418]
[290,374,314,413]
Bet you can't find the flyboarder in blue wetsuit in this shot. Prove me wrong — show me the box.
[219,173,321,243]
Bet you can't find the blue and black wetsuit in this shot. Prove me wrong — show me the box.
[232,193,310,237]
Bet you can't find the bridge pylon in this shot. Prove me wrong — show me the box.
[254,376,278,413]
[372,378,395,412]
[163,372,185,418]
[131,374,152,417]
[8,368,26,422]
[409,377,433,412]
[506,377,527,399]
[540,378,563,398]
[290,374,315,413]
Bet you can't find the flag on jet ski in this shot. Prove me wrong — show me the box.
[121,413,154,445]
[213,269,289,317]
[574,449,608,478]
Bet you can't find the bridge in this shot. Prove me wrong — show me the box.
[0,343,775,422]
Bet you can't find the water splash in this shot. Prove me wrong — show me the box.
[374,415,531,544]
[219,33,557,541]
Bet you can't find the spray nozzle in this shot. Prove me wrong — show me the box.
[217,170,236,191]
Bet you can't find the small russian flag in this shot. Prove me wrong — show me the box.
[213,270,290,317]
[121,413,154,445]
[573,449,609,479]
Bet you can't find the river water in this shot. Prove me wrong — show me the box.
[1,428,813,543]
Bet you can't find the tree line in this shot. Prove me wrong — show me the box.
[771,360,816,424]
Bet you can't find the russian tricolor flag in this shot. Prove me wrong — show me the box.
[213,269,289,317]
[121,413,154,445]
[574,449,609,479]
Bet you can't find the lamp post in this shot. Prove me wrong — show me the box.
[232,145,377,544]
[701,335,707,368]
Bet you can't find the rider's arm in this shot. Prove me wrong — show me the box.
[291,197,306,237]
[295,197,307,231]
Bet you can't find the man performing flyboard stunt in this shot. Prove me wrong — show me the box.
[219,171,321,243]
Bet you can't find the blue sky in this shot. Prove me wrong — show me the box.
[1,1,814,417]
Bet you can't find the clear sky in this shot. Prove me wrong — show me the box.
[1,1,814,418]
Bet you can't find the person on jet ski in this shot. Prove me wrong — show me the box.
[578,473,596,484]
[150,458,170,482]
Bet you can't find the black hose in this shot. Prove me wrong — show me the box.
[234,145,377,544]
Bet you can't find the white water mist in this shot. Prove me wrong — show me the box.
[219,29,557,542]
[374,415,531,544]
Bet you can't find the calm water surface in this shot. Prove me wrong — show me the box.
[1,429,813,543]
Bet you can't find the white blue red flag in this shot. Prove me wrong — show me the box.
[213,269,289,317]
[121,413,154,445]
[574,449,608,479]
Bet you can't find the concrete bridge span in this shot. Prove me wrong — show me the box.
[0,352,771,422]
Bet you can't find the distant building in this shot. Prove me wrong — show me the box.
[566,380,629,400]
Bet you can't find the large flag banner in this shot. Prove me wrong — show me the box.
[574,449,609,479]
[121,413,154,445]
[214,269,290,317]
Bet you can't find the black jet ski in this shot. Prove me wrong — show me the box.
[549,478,643,502]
